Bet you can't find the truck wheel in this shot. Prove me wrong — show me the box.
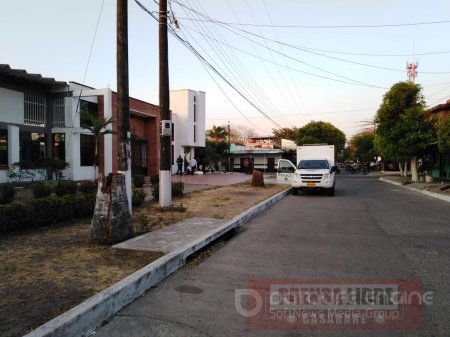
[292,188,298,195]
[327,187,335,196]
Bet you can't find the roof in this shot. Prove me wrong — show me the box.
[0,64,67,87]
[430,100,450,114]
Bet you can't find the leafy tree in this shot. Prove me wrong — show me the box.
[196,140,228,171]
[295,121,346,154]
[374,81,436,181]
[206,125,228,143]
[348,131,376,162]
[272,127,299,141]
[437,114,450,152]
[80,111,114,177]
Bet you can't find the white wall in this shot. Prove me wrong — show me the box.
[0,87,24,124]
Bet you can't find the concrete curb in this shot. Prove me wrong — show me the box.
[24,187,291,337]
[379,177,450,203]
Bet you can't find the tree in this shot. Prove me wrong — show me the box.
[272,127,299,141]
[437,114,450,152]
[374,81,436,181]
[295,121,346,155]
[206,125,228,143]
[229,124,258,145]
[348,131,376,162]
[80,111,114,177]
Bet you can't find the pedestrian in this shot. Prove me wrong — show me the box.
[243,158,249,174]
[176,155,183,175]
[190,157,197,175]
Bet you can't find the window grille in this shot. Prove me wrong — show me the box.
[53,97,65,127]
[24,93,46,127]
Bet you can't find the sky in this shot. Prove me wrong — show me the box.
[1,0,450,140]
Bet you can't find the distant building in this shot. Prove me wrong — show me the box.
[170,89,205,172]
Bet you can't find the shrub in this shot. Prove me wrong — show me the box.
[0,184,16,204]
[151,182,184,200]
[54,180,78,197]
[132,188,146,207]
[33,182,53,199]
[78,180,98,195]
[0,194,96,233]
[172,182,184,197]
[0,203,27,232]
[150,175,159,186]
[133,175,145,188]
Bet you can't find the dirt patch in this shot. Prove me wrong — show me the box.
[0,182,287,337]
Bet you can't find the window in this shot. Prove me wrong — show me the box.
[24,93,46,127]
[193,125,196,143]
[53,133,65,161]
[0,129,7,167]
[80,134,95,166]
[193,97,197,123]
[53,97,65,127]
[172,123,175,140]
[80,100,98,125]
[20,132,46,163]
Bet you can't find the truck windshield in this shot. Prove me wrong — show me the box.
[297,160,330,169]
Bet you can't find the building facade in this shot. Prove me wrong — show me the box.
[0,65,205,183]
[170,89,206,172]
[429,100,450,179]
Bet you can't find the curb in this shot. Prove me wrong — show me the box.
[24,187,291,337]
[379,177,450,203]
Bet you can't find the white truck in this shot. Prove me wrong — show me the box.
[277,144,337,196]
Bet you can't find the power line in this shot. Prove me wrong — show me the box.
[175,15,450,29]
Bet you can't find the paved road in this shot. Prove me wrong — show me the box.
[95,174,450,337]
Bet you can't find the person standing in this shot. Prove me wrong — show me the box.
[243,158,249,174]
[190,157,197,175]
[176,155,183,175]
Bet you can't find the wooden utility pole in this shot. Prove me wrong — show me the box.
[159,0,172,207]
[117,0,130,173]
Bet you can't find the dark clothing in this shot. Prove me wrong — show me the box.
[176,156,183,175]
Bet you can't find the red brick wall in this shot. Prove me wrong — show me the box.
[94,92,162,176]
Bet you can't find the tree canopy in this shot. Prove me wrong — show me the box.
[347,131,376,162]
[295,121,346,152]
[374,81,435,162]
[437,114,450,152]
[272,127,299,141]
[206,125,228,143]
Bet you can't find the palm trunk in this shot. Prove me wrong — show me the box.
[398,162,404,176]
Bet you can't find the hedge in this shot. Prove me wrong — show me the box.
[0,194,96,233]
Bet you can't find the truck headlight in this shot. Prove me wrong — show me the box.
[323,172,330,179]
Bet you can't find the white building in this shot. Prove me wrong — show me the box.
[170,89,206,172]
[0,65,206,183]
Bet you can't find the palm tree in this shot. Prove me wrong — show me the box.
[80,111,114,177]
[206,125,228,143]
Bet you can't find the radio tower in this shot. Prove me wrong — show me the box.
[406,60,418,82]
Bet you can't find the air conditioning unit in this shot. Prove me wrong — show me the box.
[160,120,172,136]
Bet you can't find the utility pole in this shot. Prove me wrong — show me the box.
[159,0,172,207]
[117,0,132,212]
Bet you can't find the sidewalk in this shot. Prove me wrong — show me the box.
[379,173,450,203]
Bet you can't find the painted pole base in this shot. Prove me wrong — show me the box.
[91,173,132,244]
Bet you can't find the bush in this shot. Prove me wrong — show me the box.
[151,182,184,200]
[133,175,145,188]
[172,182,184,197]
[54,180,78,197]
[78,180,98,195]
[0,194,96,233]
[150,175,159,186]
[33,182,53,199]
[132,188,146,207]
[0,184,16,204]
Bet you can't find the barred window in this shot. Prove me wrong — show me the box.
[24,93,46,127]
[53,97,65,127]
